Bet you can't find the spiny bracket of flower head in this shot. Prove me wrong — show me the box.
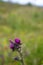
[9,38,22,51]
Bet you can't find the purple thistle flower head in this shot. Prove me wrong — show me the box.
[10,43,14,49]
[9,39,14,49]
[15,38,21,44]
[9,38,22,51]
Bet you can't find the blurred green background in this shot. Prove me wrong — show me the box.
[0,1,43,65]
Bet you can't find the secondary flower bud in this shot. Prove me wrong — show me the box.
[10,43,14,48]
[13,57,20,61]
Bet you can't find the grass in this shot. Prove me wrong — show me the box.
[0,2,43,65]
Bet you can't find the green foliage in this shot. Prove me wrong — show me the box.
[0,2,43,65]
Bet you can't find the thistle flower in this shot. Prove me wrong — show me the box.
[10,43,14,49]
[9,39,21,51]
[9,38,24,65]
[14,38,21,45]
[9,40,15,51]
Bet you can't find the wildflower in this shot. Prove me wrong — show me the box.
[9,39,15,51]
[14,38,21,45]
[9,38,24,65]
[10,43,14,51]
[9,38,22,51]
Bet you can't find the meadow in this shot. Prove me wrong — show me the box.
[0,2,43,65]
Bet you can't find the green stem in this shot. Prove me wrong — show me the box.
[18,49,24,65]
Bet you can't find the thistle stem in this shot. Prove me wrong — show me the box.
[18,49,24,65]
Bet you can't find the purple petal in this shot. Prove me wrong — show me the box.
[10,43,14,49]
[15,38,20,44]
